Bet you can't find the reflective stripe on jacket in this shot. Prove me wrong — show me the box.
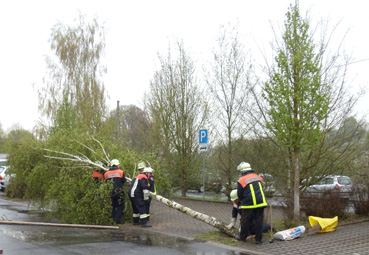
[104,168,126,193]
[129,173,149,198]
[237,172,267,209]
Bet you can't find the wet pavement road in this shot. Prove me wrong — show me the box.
[1,192,369,255]
[0,193,241,255]
[147,196,369,255]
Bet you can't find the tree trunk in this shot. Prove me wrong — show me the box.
[43,147,238,237]
[293,150,300,220]
[151,192,238,238]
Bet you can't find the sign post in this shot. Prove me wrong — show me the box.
[199,129,208,199]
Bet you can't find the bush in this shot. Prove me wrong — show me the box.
[351,176,369,216]
[301,191,348,219]
[46,167,115,225]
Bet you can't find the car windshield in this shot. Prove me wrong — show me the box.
[0,167,5,174]
[338,177,352,185]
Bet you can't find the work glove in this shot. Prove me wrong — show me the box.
[226,218,236,229]
[143,189,149,200]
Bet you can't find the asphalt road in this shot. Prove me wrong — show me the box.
[0,192,239,255]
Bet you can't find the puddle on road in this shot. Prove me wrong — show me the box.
[1,226,248,255]
[1,195,248,254]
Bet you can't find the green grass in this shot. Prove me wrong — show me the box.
[194,231,240,245]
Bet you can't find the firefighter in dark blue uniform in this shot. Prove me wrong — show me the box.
[236,162,267,244]
[128,167,154,228]
[145,167,155,221]
[104,159,126,224]
[228,189,272,235]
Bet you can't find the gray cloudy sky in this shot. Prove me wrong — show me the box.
[1,0,368,131]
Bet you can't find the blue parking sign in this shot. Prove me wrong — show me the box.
[199,129,208,144]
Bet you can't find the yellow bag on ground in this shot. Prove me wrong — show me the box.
[308,216,338,233]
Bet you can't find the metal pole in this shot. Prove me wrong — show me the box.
[202,151,205,199]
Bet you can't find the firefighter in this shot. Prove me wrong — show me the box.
[226,189,241,229]
[92,161,105,184]
[236,162,267,244]
[128,167,153,228]
[137,161,146,173]
[145,167,155,221]
[104,159,126,224]
[227,189,273,234]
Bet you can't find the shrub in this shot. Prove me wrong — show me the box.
[351,176,369,216]
[301,191,348,219]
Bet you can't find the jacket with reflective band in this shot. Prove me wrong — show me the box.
[104,167,126,191]
[148,176,156,194]
[128,173,149,198]
[237,172,267,209]
[232,200,241,218]
[92,170,104,179]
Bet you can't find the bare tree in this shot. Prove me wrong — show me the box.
[204,23,253,197]
[145,40,208,197]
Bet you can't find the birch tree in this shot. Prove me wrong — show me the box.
[43,141,238,237]
[38,13,107,133]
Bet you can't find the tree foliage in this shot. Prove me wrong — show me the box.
[38,13,107,133]
[258,3,360,219]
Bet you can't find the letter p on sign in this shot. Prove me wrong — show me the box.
[199,129,208,144]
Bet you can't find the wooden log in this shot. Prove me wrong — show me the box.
[0,220,119,229]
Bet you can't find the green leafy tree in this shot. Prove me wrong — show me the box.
[39,12,107,133]
[259,3,361,219]
[146,40,208,197]
[262,4,330,219]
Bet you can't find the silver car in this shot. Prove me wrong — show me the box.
[0,166,13,191]
[304,175,353,198]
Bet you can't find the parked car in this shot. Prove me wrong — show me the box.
[223,173,276,196]
[0,166,14,191]
[259,173,276,196]
[302,175,353,198]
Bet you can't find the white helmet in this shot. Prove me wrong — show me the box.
[142,167,154,173]
[110,159,120,166]
[230,189,238,201]
[237,162,252,172]
[137,162,146,169]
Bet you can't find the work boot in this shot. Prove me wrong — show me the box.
[235,236,246,242]
[141,222,152,228]
[133,222,141,225]
[255,240,263,244]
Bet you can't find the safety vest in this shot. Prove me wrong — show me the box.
[129,173,149,198]
[104,169,124,179]
[238,173,267,209]
[92,170,104,179]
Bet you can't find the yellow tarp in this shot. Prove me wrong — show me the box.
[309,216,338,233]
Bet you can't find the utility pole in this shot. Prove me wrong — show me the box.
[116,101,120,139]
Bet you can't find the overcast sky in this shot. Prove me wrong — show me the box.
[1,0,368,132]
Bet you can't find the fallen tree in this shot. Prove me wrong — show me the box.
[43,138,238,238]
